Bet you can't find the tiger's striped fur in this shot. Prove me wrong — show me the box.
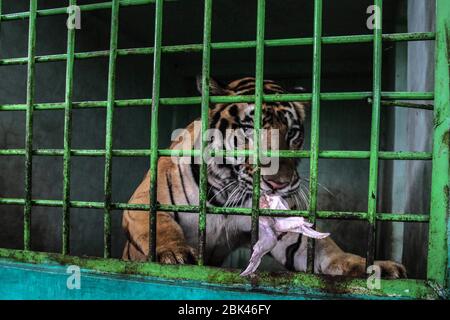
[122,77,407,278]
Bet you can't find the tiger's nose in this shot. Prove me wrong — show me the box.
[263,178,289,190]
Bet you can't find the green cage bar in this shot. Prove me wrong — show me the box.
[366,0,383,268]
[307,0,323,273]
[0,148,433,161]
[427,0,450,287]
[197,0,212,266]
[23,0,38,251]
[103,0,120,258]
[0,0,163,21]
[0,32,436,68]
[250,0,265,249]
[62,0,77,255]
[148,0,164,262]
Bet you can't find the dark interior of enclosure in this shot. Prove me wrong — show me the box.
[0,0,434,279]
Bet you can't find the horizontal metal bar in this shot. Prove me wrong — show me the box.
[0,0,162,21]
[0,197,429,222]
[0,92,434,112]
[366,0,383,269]
[0,32,435,66]
[0,148,433,160]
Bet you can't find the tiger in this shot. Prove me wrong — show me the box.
[121,77,407,279]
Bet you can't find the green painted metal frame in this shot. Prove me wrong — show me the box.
[198,0,212,266]
[62,0,76,255]
[0,0,448,299]
[307,0,322,273]
[0,249,439,299]
[428,0,450,288]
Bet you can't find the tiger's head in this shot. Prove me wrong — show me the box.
[197,77,308,209]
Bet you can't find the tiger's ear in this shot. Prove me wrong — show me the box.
[196,75,229,96]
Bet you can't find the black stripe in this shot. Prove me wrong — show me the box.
[210,103,236,129]
[285,234,302,271]
[178,164,191,205]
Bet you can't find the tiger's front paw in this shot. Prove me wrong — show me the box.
[324,254,407,279]
[157,241,197,265]
[374,260,407,279]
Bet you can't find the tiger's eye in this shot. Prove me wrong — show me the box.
[287,128,298,139]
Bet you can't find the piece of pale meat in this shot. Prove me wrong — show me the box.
[240,195,330,276]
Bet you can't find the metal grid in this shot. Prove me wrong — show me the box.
[0,0,448,297]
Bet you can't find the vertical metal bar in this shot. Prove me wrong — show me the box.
[251,0,265,249]
[62,0,77,255]
[103,0,120,259]
[307,0,323,273]
[366,0,383,269]
[23,0,37,251]
[148,0,163,262]
[198,0,212,266]
[427,0,449,286]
